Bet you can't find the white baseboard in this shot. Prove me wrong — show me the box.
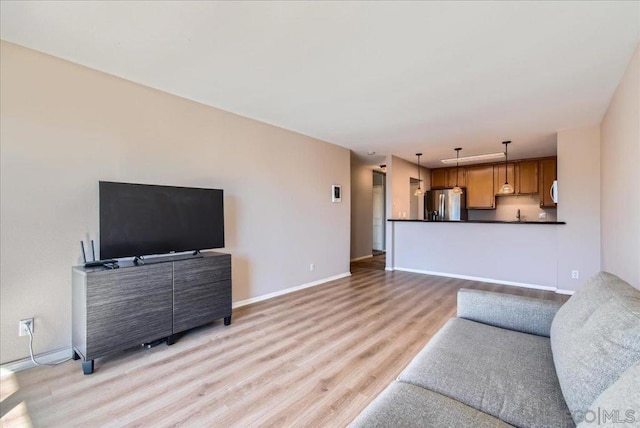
[350,255,373,262]
[1,347,72,373]
[393,267,558,292]
[385,267,394,271]
[555,289,576,295]
[232,272,352,309]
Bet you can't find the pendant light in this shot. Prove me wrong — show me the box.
[499,140,514,194]
[414,153,423,196]
[452,148,463,194]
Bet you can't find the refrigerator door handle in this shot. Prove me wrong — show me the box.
[439,193,445,220]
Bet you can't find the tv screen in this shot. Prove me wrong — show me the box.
[99,181,224,259]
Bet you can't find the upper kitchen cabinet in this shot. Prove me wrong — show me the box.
[446,167,466,188]
[516,160,539,195]
[429,156,555,207]
[466,165,495,209]
[539,158,557,208]
[493,162,515,195]
[431,168,448,189]
[431,167,466,189]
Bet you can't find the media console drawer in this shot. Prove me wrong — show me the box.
[86,264,173,360]
[72,252,232,374]
[174,254,232,333]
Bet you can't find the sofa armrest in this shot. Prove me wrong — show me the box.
[457,289,564,337]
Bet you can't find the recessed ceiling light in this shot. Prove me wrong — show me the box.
[441,152,505,164]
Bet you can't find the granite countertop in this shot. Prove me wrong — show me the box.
[388,219,566,224]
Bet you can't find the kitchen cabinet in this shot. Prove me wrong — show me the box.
[539,158,557,207]
[431,169,448,189]
[431,167,466,189]
[466,165,495,209]
[493,162,515,195]
[446,167,466,188]
[516,160,539,195]
[431,156,554,208]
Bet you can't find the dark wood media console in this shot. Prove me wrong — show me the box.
[72,252,231,374]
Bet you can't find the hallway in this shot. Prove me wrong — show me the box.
[351,253,386,272]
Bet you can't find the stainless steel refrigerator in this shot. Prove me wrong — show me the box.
[425,189,468,221]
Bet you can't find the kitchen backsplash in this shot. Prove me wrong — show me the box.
[468,194,557,222]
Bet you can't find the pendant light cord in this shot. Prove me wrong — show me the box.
[455,148,460,187]
[504,141,509,185]
[416,153,422,190]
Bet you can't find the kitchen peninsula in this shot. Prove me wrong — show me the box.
[386,219,568,292]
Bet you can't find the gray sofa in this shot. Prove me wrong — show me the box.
[351,272,640,427]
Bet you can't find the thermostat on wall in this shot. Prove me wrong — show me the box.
[332,184,341,203]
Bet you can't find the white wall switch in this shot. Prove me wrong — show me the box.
[571,270,579,279]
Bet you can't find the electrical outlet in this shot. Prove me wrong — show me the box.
[538,212,547,219]
[571,270,579,280]
[19,318,34,337]
[309,263,315,271]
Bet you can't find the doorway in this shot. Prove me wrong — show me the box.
[372,171,386,253]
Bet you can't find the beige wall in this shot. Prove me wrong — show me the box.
[557,126,601,292]
[0,41,351,364]
[389,155,429,219]
[350,153,373,260]
[385,155,429,268]
[601,42,640,289]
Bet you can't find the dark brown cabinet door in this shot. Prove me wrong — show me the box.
[539,158,557,207]
[86,264,173,359]
[467,165,495,209]
[173,254,232,333]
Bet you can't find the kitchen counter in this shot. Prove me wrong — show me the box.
[388,219,566,224]
[386,220,562,290]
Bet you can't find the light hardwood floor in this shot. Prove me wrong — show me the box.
[1,256,567,427]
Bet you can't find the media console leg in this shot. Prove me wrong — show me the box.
[82,360,94,375]
[224,316,231,326]
[72,350,81,361]
[166,335,176,346]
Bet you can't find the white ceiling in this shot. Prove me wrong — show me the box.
[1,1,638,167]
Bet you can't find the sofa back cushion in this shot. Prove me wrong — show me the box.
[550,272,640,424]
[576,361,640,427]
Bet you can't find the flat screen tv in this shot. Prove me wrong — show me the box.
[99,181,224,259]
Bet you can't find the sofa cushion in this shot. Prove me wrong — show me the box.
[398,318,573,428]
[576,361,640,427]
[457,288,564,337]
[550,272,640,424]
[350,381,512,428]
